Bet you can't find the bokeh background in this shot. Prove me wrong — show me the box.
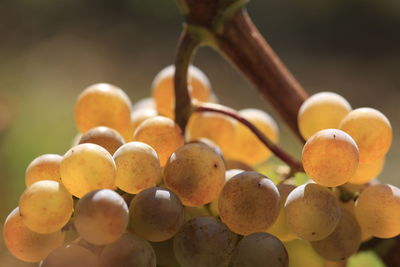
[0,0,399,265]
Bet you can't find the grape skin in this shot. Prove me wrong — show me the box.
[348,157,385,185]
[284,239,324,267]
[3,207,65,263]
[25,154,63,187]
[74,189,129,245]
[40,244,99,267]
[79,126,125,155]
[124,108,157,142]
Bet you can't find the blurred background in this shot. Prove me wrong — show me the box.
[0,0,399,265]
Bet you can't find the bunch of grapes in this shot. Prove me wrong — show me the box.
[2,64,397,267]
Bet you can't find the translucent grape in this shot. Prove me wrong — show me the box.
[284,239,324,267]
[184,206,210,221]
[284,183,341,241]
[173,216,237,267]
[78,126,125,155]
[3,207,65,263]
[133,116,184,166]
[132,97,156,112]
[339,107,392,163]
[164,142,225,206]
[231,232,288,267]
[355,184,400,238]
[60,143,116,198]
[218,171,280,235]
[302,129,359,187]
[75,83,132,135]
[128,187,184,242]
[25,154,62,187]
[74,189,129,245]
[298,92,352,140]
[225,159,255,171]
[125,108,157,142]
[19,180,73,234]
[189,137,223,159]
[113,142,161,194]
[99,233,156,267]
[348,157,384,185]
[40,244,99,267]
[150,239,180,267]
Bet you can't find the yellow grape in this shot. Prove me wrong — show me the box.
[189,137,224,159]
[229,108,279,166]
[124,108,157,142]
[113,142,161,194]
[339,107,392,163]
[218,171,280,235]
[133,116,184,166]
[267,183,297,242]
[348,157,385,185]
[60,143,116,198]
[73,189,129,245]
[152,65,212,119]
[302,129,359,187]
[184,206,210,221]
[132,97,156,112]
[40,244,99,267]
[284,183,341,241]
[284,239,324,267]
[311,210,361,261]
[75,83,132,135]
[79,126,125,155]
[25,154,62,187]
[19,180,73,234]
[355,184,400,238]
[231,232,288,267]
[173,216,237,267]
[128,187,184,242]
[100,233,156,267]
[164,142,225,206]
[3,207,65,263]
[298,92,352,140]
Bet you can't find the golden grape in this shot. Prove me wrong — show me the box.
[132,97,156,111]
[125,108,157,142]
[348,157,385,185]
[284,239,324,267]
[25,154,62,187]
[79,126,125,155]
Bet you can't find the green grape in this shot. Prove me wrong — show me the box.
[25,154,62,187]
[99,233,156,267]
[267,183,297,242]
[339,107,392,163]
[19,180,73,234]
[302,129,359,187]
[284,183,341,241]
[298,92,352,140]
[75,83,132,136]
[218,171,280,235]
[311,210,361,261]
[133,116,184,166]
[348,157,384,185]
[39,244,99,267]
[128,187,184,242]
[74,189,129,245]
[132,97,156,112]
[78,126,125,155]
[151,239,180,267]
[60,143,116,198]
[125,108,157,142]
[231,232,288,267]
[164,142,225,206]
[173,216,237,267]
[284,239,324,267]
[113,142,161,194]
[3,207,65,263]
[355,184,400,238]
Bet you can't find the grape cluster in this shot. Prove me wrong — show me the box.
[2,65,397,267]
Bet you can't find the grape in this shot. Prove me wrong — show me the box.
[229,108,279,166]
[348,157,384,185]
[231,232,289,267]
[125,108,157,142]
[19,180,73,234]
[75,83,132,135]
[284,183,341,241]
[128,187,184,242]
[133,116,184,166]
[60,143,116,198]
[25,154,62,187]
[99,233,156,267]
[151,239,180,267]
[184,206,210,221]
[218,171,280,235]
[152,65,212,119]
[78,126,125,155]
[302,129,359,187]
[284,239,324,267]
[339,107,392,163]
[173,216,237,267]
[267,183,297,242]
[311,210,361,261]
[40,244,99,267]
[297,92,352,140]
[189,137,224,159]
[225,159,255,171]
[73,189,129,245]
[355,184,400,238]
[3,207,65,263]
[164,142,225,206]
[132,97,156,112]
[113,142,161,194]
